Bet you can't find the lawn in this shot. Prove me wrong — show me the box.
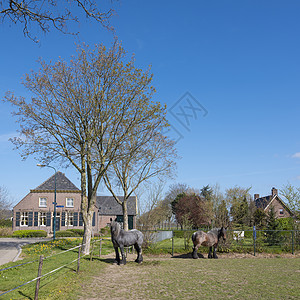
[0,237,299,299]
[81,254,300,300]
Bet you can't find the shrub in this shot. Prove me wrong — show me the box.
[0,226,13,237]
[0,219,12,227]
[12,230,47,238]
[67,229,84,236]
[55,230,78,237]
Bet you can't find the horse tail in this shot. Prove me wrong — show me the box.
[191,232,196,243]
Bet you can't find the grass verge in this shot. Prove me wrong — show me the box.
[0,238,114,300]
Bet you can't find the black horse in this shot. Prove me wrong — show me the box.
[191,227,226,259]
[110,221,143,265]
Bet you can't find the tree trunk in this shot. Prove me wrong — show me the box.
[82,210,93,255]
[122,201,129,231]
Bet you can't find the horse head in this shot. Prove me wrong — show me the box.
[218,227,226,241]
[110,220,121,238]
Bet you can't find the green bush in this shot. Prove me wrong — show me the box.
[12,230,47,238]
[55,230,78,237]
[67,229,84,236]
[173,230,194,238]
[0,219,12,227]
[277,218,294,230]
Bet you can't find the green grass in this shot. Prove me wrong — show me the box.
[0,238,114,300]
[82,256,300,300]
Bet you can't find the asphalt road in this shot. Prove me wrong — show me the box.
[0,238,52,266]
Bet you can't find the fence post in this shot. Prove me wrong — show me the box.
[77,245,82,274]
[292,230,294,255]
[253,226,256,256]
[90,241,94,261]
[172,231,174,257]
[99,239,102,257]
[34,255,44,300]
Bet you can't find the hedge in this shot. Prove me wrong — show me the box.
[55,229,84,237]
[12,230,47,238]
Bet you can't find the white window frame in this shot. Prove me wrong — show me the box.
[39,212,47,226]
[39,197,47,208]
[20,212,29,226]
[66,212,74,226]
[279,208,284,215]
[66,198,74,208]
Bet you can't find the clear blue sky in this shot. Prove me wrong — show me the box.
[1,0,300,204]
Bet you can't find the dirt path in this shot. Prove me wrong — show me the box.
[80,252,149,300]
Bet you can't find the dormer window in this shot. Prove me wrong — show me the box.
[66,198,74,208]
[39,197,47,208]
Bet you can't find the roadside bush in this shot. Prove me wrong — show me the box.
[0,219,12,227]
[12,230,47,238]
[0,226,13,237]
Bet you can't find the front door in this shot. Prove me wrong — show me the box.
[54,212,61,232]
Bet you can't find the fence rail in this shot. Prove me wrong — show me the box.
[0,238,105,299]
[139,228,300,256]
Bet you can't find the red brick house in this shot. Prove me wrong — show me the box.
[254,187,293,218]
[13,172,137,234]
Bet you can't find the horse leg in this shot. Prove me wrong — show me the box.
[192,245,199,259]
[119,246,126,265]
[134,244,143,263]
[114,247,120,265]
[208,246,213,259]
[213,246,218,259]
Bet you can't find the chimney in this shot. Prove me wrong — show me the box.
[271,187,278,197]
[254,194,260,200]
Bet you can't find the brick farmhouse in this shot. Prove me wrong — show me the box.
[13,172,137,234]
[254,187,293,218]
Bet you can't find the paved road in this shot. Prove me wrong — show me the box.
[0,238,52,266]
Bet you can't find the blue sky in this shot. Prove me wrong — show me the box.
[1,0,300,204]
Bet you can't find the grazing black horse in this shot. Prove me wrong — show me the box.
[110,221,144,265]
[192,227,226,259]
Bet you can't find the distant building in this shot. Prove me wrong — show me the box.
[254,187,293,218]
[13,172,137,234]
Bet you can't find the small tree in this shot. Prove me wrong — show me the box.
[215,199,229,228]
[265,206,282,246]
[253,208,267,229]
[280,183,300,219]
[174,194,211,229]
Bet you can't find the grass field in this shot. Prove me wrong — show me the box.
[0,238,299,299]
[81,254,300,300]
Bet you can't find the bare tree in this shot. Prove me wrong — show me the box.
[138,181,165,230]
[104,127,177,231]
[0,0,114,42]
[3,42,165,254]
[0,186,12,220]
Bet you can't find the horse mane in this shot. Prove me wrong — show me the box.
[111,221,121,238]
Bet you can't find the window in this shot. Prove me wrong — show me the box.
[20,212,28,226]
[66,198,74,208]
[39,197,47,208]
[67,212,74,226]
[279,209,284,215]
[39,212,46,226]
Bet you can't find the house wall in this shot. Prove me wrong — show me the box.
[13,191,99,234]
[265,197,291,219]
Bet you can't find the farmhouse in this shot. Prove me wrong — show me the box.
[254,187,293,218]
[13,172,137,234]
